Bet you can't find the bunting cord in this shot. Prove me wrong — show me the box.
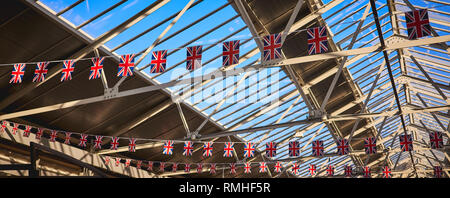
[0,6,447,67]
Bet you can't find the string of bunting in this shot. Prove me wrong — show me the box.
[5,9,434,84]
[1,119,446,177]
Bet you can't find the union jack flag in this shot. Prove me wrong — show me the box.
[49,130,58,142]
[172,163,178,172]
[309,164,316,176]
[64,132,72,144]
[186,45,202,71]
[129,138,136,152]
[160,162,165,172]
[364,137,377,154]
[110,137,120,150]
[104,156,110,166]
[197,163,203,173]
[150,50,167,73]
[307,27,328,55]
[266,142,277,157]
[312,140,324,157]
[11,123,19,135]
[117,54,135,77]
[345,165,352,177]
[147,161,153,171]
[94,136,103,149]
[274,161,282,173]
[363,166,371,178]
[125,159,131,167]
[259,162,267,173]
[183,141,194,156]
[163,140,174,155]
[137,160,142,169]
[382,166,391,178]
[210,163,216,174]
[89,57,104,80]
[336,138,349,155]
[262,33,282,61]
[405,9,432,40]
[79,134,88,147]
[230,163,236,174]
[244,162,252,173]
[33,62,49,82]
[291,163,300,175]
[434,166,442,178]
[222,40,239,66]
[289,141,300,157]
[224,142,234,157]
[203,142,213,157]
[36,128,44,140]
[10,63,26,83]
[327,165,334,177]
[243,142,255,158]
[61,60,75,82]
[185,163,191,172]
[429,132,443,149]
[23,125,32,137]
[399,134,413,152]
[115,158,121,167]
[0,121,7,134]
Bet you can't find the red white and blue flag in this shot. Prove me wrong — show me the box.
[104,156,110,166]
[243,142,255,158]
[429,132,443,149]
[94,135,103,149]
[23,125,32,137]
[137,160,142,169]
[183,141,194,156]
[312,140,324,157]
[117,54,135,77]
[244,162,251,173]
[307,27,328,55]
[150,50,167,73]
[61,60,75,82]
[382,166,391,178]
[327,165,334,176]
[125,159,131,167]
[230,163,236,174]
[33,62,49,82]
[289,141,300,157]
[224,142,234,157]
[266,142,277,157]
[274,161,282,173]
[79,134,88,147]
[210,164,216,174]
[336,138,349,155]
[172,163,178,172]
[160,162,165,172]
[364,137,377,154]
[222,40,239,66]
[115,158,121,167]
[163,140,174,155]
[129,138,136,152]
[49,130,58,142]
[197,163,203,173]
[0,121,7,134]
[363,166,371,178]
[89,57,104,80]
[434,166,442,178]
[147,161,153,171]
[64,132,72,144]
[36,128,44,140]
[405,9,432,40]
[399,134,413,152]
[262,33,282,61]
[345,165,352,177]
[110,137,120,150]
[309,164,316,176]
[184,163,191,172]
[259,162,267,173]
[10,63,26,83]
[186,45,202,71]
[11,123,19,135]
[292,163,300,175]
[203,142,213,157]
